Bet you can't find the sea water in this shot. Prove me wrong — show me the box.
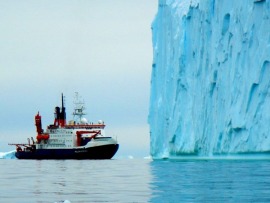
[1,159,270,202]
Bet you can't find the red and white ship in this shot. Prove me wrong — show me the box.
[9,93,119,159]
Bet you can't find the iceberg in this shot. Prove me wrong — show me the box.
[149,0,270,158]
[0,151,16,159]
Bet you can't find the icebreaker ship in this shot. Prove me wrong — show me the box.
[149,0,270,158]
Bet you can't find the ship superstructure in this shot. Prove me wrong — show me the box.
[9,93,119,159]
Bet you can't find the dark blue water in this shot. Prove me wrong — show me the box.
[150,159,270,203]
[1,159,270,202]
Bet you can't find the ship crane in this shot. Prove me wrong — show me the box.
[76,130,101,146]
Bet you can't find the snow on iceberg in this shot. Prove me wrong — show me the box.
[0,151,16,159]
[149,0,270,158]
[54,200,71,203]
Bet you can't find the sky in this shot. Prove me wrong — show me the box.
[0,0,158,158]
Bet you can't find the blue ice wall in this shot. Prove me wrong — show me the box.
[149,0,270,158]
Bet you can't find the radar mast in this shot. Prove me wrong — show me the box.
[72,92,87,123]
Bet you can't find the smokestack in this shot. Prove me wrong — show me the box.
[60,93,66,127]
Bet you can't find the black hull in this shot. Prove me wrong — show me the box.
[15,144,119,160]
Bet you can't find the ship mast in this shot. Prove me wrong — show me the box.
[60,93,66,126]
[72,92,86,123]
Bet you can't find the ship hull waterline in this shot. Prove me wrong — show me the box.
[15,144,119,159]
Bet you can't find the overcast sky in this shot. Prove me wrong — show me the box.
[0,0,157,158]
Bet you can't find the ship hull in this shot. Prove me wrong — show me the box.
[15,144,119,159]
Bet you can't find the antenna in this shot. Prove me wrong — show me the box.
[62,93,64,108]
[60,93,66,126]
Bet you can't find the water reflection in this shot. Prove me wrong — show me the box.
[31,159,153,202]
[2,159,270,202]
[149,160,270,202]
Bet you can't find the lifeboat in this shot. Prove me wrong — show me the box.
[36,134,50,142]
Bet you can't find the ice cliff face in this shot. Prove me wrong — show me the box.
[149,0,270,158]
